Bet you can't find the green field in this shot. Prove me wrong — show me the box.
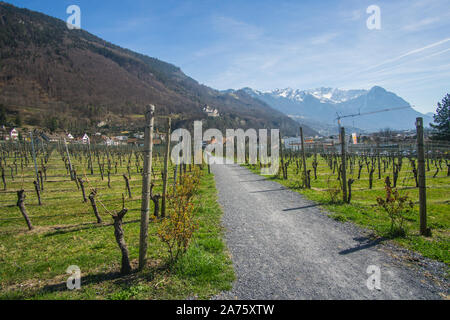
[245,152,450,266]
[0,145,234,300]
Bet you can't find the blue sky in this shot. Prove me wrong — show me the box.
[7,0,450,113]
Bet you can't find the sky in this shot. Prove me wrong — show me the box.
[7,0,450,114]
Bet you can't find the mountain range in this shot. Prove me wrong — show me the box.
[241,86,433,135]
[0,2,316,136]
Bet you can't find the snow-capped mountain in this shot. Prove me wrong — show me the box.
[261,87,367,104]
[240,86,432,133]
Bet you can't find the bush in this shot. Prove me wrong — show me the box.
[326,175,342,204]
[376,177,414,237]
[157,167,201,262]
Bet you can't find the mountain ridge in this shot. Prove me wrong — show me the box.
[0,2,317,136]
[241,86,432,134]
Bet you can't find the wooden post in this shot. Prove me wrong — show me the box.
[279,135,285,179]
[30,132,40,192]
[88,141,94,175]
[162,117,171,218]
[416,118,430,236]
[33,181,42,206]
[64,138,74,180]
[179,159,183,185]
[377,142,381,179]
[340,127,347,203]
[207,153,211,174]
[173,164,178,192]
[139,105,155,270]
[300,127,309,188]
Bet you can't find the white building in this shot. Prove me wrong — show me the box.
[203,105,220,117]
[10,128,19,141]
[284,137,302,150]
[82,134,90,145]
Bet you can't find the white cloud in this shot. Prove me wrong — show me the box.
[402,17,440,31]
[310,33,339,45]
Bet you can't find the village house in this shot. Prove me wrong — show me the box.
[284,136,318,150]
[40,132,65,143]
[203,105,220,117]
[9,128,19,141]
[82,134,90,145]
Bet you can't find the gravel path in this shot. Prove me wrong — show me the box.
[213,163,448,300]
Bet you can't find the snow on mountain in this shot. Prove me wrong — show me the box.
[259,87,368,104]
[241,86,432,132]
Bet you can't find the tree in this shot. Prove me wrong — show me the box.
[431,94,450,141]
[0,104,7,125]
[46,117,58,133]
[15,113,22,127]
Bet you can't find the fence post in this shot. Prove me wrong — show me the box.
[88,141,94,175]
[29,132,41,192]
[64,138,74,180]
[139,104,155,270]
[300,127,309,188]
[416,117,430,236]
[161,117,171,218]
[377,142,381,179]
[340,127,347,203]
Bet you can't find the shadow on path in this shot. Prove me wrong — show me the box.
[282,204,321,211]
[339,237,384,255]
[251,188,287,193]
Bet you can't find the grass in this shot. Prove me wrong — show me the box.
[0,149,234,300]
[244,155,450,266]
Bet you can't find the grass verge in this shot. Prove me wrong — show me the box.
[0,168,234,300]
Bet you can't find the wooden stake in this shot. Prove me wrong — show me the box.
[30,132,41,192]
[300,127,309,188]
[64,138,74,180]
[416,118,430,236]
[162,117,171,218]
[139,105,155,270]
[340,127,347,203]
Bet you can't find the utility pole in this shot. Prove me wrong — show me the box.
[340,127,347,203]
[161,117,171,218]
[139,105,155,270]
[416,118,429,236]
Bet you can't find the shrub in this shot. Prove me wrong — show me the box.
[376,177,414,237]
[326,175,342,204]
[157,167,201,262]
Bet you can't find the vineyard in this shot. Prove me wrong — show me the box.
[245,138,450,265]
[0,137,234,300]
